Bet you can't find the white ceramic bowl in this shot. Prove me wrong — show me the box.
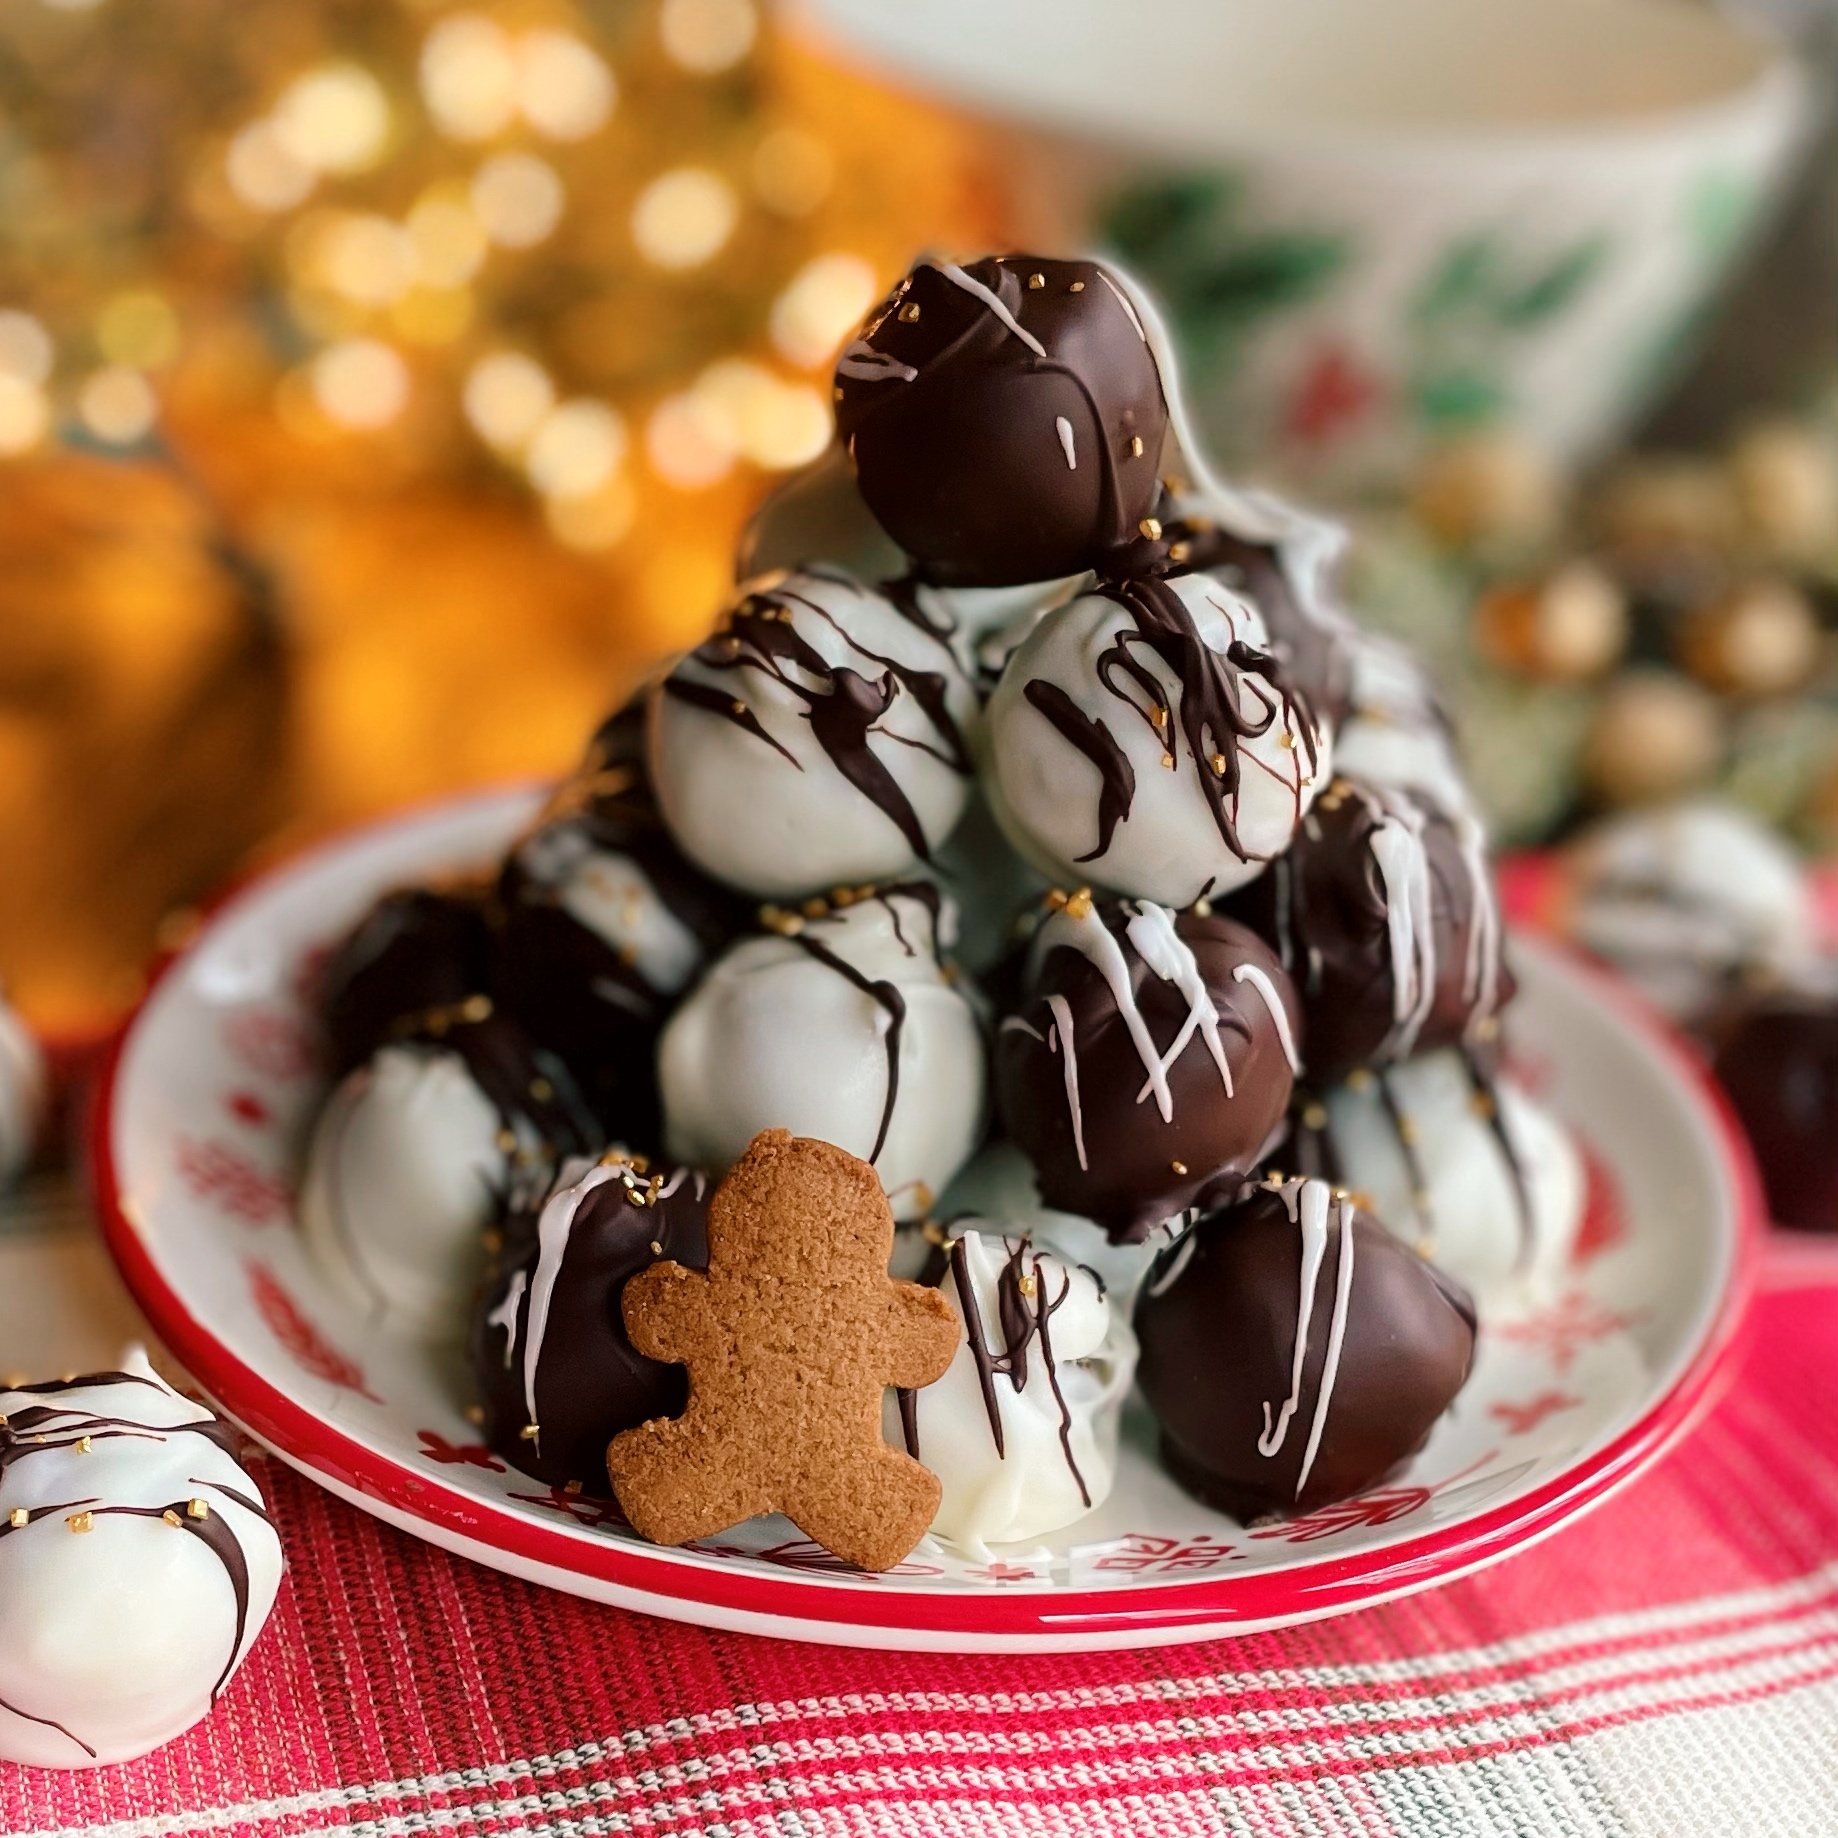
[795,0,1812,492]
[92,788,1763,1651]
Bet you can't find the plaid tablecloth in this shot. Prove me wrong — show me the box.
[4,1201,1838,1838]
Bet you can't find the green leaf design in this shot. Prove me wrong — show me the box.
[1414,370,1508,428]
[1411,234,1500,326]
[1188,234,1349,325]
[1498,236,1611,326]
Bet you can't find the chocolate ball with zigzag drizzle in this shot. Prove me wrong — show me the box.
[473,1152,710,1492]
[1134,1176,1476,1521]
[658,885,986,1221]
[648,567,982,900]
[995,895,1302,1242]
[0,1352,283,1768]
[985,569,1335,908]
[833,254,1170,587]
[1218,774,1513,1084]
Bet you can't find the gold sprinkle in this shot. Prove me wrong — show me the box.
[1210,752,1228,777]
[74,1435,93,1455]
[1192,897,1213,917]
[1150,704,1168,731]
[496,1129,518,1154]
[187,1499,210,1521]
[1168,541,1191,564]
[466,1405,486,1426]
[1160,752,1175,770]
[520,1424,541,1442]
[802,897,829,919]
[1129,435,1145,458]
[1263,1169,1286,1187]
[1027,272,1046,290]
[1068,280,1086,292]
[1170,1160,1189,1176]
[730,699,748,716]
[529,1077,554,1103]
[460,994,494,1023]
[162,1509,183,1529]
[1139,516,1163,541]
[1346,1068,1374,1092]
[1018,1271,1037,1296]
[1414,1235,1437,1260]
[921,1218,947,1246]
[898,301,921,323]
[1303,1103,1328,1130]
[481,1229,504,1256]
[564,1479,584,1496]
[67,1512,94,1534]
[1279,731,1297,750]
[833,386,844,400]
[1473,1015,1502,1043]
[1469,1090,1497,1121]
[1332,1186,1352,1203]
[1396,1118,1420,1145]
[1063,888,1094,920]
[911,1183,935,1214]
[7,1509,26,1529]
[649,1240,663,1256]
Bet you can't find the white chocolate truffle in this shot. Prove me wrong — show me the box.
[300,1025,583,1339]
[648,567,982,899]
[0,1353,282,1769]
[1333,629,1478,824]
[1300,1050,1583,1304]
[885,1229,1136,1552]
[659,887,985,1220]
[985,570,1334,905]
[1566,800,1819,1022]
[0,991,43,1185]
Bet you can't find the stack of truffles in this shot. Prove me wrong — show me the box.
[302,253,1585,1566]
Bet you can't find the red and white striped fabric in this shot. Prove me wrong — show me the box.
[5,1244,1837,1838]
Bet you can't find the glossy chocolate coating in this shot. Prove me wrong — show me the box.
[834,255,1168,586]
[319,884,497,1075]
[995,903,1301,1240]
[474,1160,710,1491]
[495,764,745,1142]
[1135,1182,1476,1520]
[1219,777,1513,1082]
[1711,987,1838,1234]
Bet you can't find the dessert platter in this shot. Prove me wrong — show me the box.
[94,252,1762,1653]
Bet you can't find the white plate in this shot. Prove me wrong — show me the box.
[94,788,1763,1652]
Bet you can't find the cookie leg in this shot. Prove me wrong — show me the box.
[787,1442,942,1574]
[606,1419,774,1548]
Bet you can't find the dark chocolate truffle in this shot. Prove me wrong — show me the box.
[496,763,745,1139]
[319,883,496,1074]
[1710,985,1838,1233]
[475,1154,710,1490]
[1135,1176,1476,1520]
[1219,775,1513,1082]
[834,254,1169,587]
[995,896,1301,1240]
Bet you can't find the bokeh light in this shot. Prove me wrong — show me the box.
[631,167,739,270]
[77,368,157,444]
[311,338,410,427]
[526,398,628,498]
[273,64,390,175]
[471,152,565,249]
[517,31,616,141]
[659,0,758,74]
[770,252,877,369]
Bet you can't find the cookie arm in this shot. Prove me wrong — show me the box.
[880,1280,960,1390]
[620,1262,715,1365]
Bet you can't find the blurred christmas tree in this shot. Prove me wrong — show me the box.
[0,0,992,1031]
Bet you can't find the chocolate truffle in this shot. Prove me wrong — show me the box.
[318,882,496,1074]
[985,570,1335,906]
[1710,984,1838,1233]
[996,896,1301,1240]
[1135,1176,1476,1520]
[496,765,745,1135]
[885,1228,1136,1550]
[1288,1048,1583,1304]
[834,254,1169,586]
[1564,800,1819,1025]
[0,1354,283,1768]
[659,885,986,1220]
[649,567,982,899]
[300,1003,602,1338]
[1219,775,1511,1082]
[474,1153,710,1489]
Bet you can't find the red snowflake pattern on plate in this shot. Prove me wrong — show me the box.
[225,1090,271,1128]
[417,1431,505,1472]
[1490,1391,1583,1436]
[1250,1485,1433,1543]
[1574,1146,1630,1263]
[245,1260,382,1403]
[223,1009,319,1083]
[1499,1288,1642,1374]
[1090,1533,1242,1575]
[508,1486,632,1531]
[967,1560,1040,1583]
[175,1135,290,1225]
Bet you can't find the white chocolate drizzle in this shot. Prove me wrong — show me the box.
[1122,902,1235,1105]
[1231,963,1301,1075]
[1055,415,1077,470]
[487,1269,527,1370]
[836,339,917,383]
[1044,992,1088,1171]
[1257,1177,1357,1499]
[921,258,1046,357]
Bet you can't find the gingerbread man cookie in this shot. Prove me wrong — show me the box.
[605,1129,959,1572]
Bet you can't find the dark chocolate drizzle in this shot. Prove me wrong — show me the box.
[785,931,906,1164]
[1459,1044,1535,1271]
[1020,573,1319,874]
[1022,681,1137,863]
[662,577,973,862]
